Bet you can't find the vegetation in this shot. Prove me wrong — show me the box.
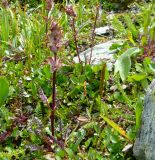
[0,0,155,159]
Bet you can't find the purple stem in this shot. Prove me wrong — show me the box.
[51,53,57,136]
[72,17,81,63]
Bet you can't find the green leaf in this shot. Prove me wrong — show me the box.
[72,130,86,152]
[128,74,147,81]
[135,99,143,129]
[0,77,9,106]
[65,148,74,157]
[123,47,141,57]
[149,63,155,72]
[101,115,131,141]
[115,55,131,81]
[115,47,141,81]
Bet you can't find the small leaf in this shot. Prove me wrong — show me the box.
[0,77,9,106]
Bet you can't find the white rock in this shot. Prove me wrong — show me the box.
[74,39,122,70]
[95,26,112,36]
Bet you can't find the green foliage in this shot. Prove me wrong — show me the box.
[0,149,25,160]
[0,77,9,106]
[0,0,154,159]
[112,16,127,36]
[135,98,143,130]
[115,47,141,81]
[101,0,137,10]
[111,13,139,41]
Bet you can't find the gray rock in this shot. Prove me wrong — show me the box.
[106,12,115,20]
[133,80,155,160]
[95,26,112,36]
[73,39,122,70]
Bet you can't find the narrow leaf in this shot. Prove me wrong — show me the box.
[101,115,131,141]
[135,99,143,129]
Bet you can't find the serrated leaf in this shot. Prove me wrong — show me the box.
[0,77,9,106]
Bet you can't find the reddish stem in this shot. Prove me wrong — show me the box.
[51,53,57,136]
[72,18,81,63]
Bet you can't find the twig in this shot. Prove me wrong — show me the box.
[59,119,63,141]
[89,5,99,65]
[65,5,81,63]
[71,18,81,63]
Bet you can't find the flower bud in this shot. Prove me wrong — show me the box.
[48,21,62,53]
[65,5,76,17]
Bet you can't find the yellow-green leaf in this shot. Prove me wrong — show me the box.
[101,115,131,141]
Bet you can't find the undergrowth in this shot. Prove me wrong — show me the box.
[0,0,155,159]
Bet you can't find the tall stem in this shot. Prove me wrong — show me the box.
[51,53,57,136]
[89,5,99,65]
[72,18,81,63]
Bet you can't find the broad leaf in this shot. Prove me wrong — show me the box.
[0,77,9,106]
[115,55,131,81]
[115,47,141,81]
[123,47,141,57]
